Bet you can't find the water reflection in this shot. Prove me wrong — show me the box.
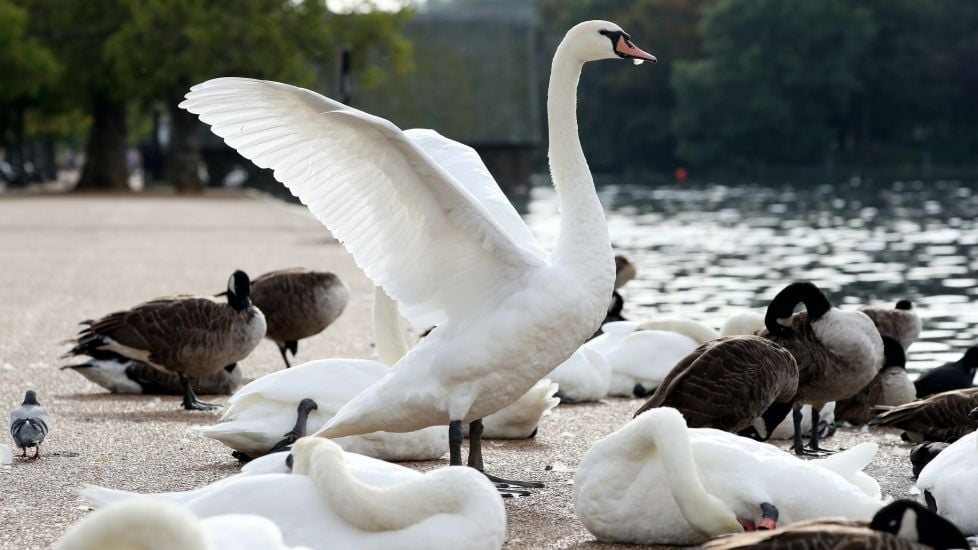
[523,179,978,377]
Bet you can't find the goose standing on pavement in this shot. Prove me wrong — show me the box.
[63,270,266,410]
[10,390,49,459]
[179,20,656,487]
[248,268,351,369]
[758,282,883,455]
[914,346,978,398]
[702,499,968,550]
[634,336,799,439]
[835,335,916,425]
[857,299,922,352]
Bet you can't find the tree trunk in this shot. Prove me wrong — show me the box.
[168,99,204,193]
[76,95,129,190]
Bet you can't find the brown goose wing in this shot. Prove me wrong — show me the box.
[634,336,798,433]
[704,523,923,549]
[875,388,978,439]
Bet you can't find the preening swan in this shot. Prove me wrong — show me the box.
[573,407,883,545]
[180,20,655,486]
[82,437,507,550]
[54,500,304,550]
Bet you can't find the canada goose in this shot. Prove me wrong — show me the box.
[61,353,241,395]
[872,387,978,442]
[857,299,922,352]
[248,268,351,369]
[54,500,301,550]
[573,408,883,545]
[10,390,49,459]
[835,335,916,425]
[758,282,883,455]
[702,499,968,550]
[180,21,656,489]
[634,336,799,439]
[915,408,978,535]
[82,437,507,550]
[914,346,978,398]
[614,254,636,289]
[63,270,266,410]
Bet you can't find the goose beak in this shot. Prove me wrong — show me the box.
[615,36,657,65]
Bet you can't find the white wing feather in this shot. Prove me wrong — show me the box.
[180,78,547,326]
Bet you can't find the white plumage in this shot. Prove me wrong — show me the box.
[179,21,654,459]
[916,430,978,534]
[574,407,883,545]
[82,438,507,550]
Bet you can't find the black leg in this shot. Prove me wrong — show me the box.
[278,345,293,369]
[449,420,463,466]
[791,404,806,455]
[269,398,318,454]
[179,375,221,410]
[467,418,543,492]
[805,405,835,454]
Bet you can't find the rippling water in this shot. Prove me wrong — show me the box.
[522,179,978,377]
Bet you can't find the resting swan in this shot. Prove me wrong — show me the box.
[54,500,303,550]
[915,413,978,534]
[180,20,655,486]
[81,437,506,550]
[574,408,883,545]
[546,345,611,403]
[586,321,701,397]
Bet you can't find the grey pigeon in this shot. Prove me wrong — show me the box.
[10,390,49,459]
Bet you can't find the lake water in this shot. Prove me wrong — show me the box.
[521,178,978,378]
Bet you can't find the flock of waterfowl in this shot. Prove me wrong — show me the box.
[6,19,978,549]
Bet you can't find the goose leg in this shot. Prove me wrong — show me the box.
[793,404,832,456]
[179,375,221,410]
[467,419,541,493]
[805,405,835,454]
[277,345,293,369]
[268,398,318,453]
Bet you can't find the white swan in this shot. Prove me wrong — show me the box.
[546,345,612,403]
[916,428,978,534]
[635,310,765,344]
[587,321,700,397]
[574,408,883,545]
[82,437,506,550]
[55,500,304,550]
[179,20,655,478]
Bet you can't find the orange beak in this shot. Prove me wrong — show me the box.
[616,36,657,64]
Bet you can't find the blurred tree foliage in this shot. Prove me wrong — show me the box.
[672,0,875,170]
[12,0,411,191]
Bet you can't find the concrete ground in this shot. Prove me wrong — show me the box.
[0,192,920,549]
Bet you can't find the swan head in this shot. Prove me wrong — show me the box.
[564,20,657,65]
[288,436,343,475]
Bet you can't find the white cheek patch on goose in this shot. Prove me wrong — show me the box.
[896,508,919,540]
[228,274,237,297]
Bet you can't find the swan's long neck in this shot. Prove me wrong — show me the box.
[372,286,408,366]
[632,410,743,538]
[548,43,613,276]
[299,440,462,532]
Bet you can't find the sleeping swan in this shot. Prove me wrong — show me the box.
[55,500,303,550]
[916,414,978,534]
[81,437,506,550]
[573,407,883,545]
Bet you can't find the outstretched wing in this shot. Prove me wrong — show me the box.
[180,78,548,327]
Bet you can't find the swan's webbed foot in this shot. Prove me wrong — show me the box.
[482,471,545,489]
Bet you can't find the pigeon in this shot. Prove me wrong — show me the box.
[10,390,49,459]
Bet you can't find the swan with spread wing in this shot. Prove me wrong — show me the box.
[180,20,655,487]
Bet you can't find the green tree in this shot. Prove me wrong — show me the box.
[671,0,875,170]
[105,0,412,192]
[0,0,59,179]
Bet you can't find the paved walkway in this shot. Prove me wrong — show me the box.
[0,192,916,548]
